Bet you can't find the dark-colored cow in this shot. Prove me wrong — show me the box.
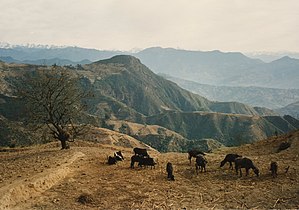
[130,155,156,169]
[107,151,124,165]
[114,151,124,161]
[270,161,278,178]
[195,155,208,174]
[166,162,175,181]
[138,157,156,169]
[130,155,141,168]
[188,149,205,164]
[220,154,242,169]
[133,147,149,157]
[107,156,117,165]
[235,157,259,177]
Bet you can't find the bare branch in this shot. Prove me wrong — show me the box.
[10,66,89,149]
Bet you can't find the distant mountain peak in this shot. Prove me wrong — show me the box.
[271,55,298,64]
[95,55,142,66]
[278,56,292,60]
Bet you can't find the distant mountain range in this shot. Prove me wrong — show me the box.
[0,46,121,62]
[276,101,299,119]
[134,47,299,89]
[161,74,299,110]
[0,56,91,66]
[245,51,299,62]
[1,45,298,89]
[1,56,298,151]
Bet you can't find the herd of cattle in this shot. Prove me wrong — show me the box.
[107,148,279,180]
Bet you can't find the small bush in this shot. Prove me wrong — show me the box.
[77,193,94,204]
[9,143,16,148]
[277,141,291,152]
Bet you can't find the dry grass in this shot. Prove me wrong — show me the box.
[0,130,298,209]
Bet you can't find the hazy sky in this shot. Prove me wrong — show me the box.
[0,0,298,52]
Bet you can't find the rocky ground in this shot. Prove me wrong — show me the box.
[0,130,298,210]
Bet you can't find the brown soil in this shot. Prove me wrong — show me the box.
[0,130,298,210]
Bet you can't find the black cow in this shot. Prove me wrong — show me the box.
[188,149,205,164]
[107,156,117,165]
[270,161,278,178]
[130,155,141,168]
[166,162,175,181]
[220,154,242,169]
[138,157,156,169]
[195,155,207,174]
[133,147,149,157]
[114,151,124,161]
[107,151,124,165]
[235,157,259,177]
[130,155,156,169]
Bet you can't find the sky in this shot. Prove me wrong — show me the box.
[0,0,298,52]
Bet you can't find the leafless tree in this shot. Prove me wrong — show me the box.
[12,66,88,149]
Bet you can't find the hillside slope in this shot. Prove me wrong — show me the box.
[104,119,223,152]
[82,55,273,117]
[0,130,298,209]
[84,55,211,116]
[1,57,299,150]
[0,56,280,118]
[276,101,299,119]
[146,111,299,146]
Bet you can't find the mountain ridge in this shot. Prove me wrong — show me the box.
[2,45,299,88]
[1,56,298,151]
[161,74,299,110]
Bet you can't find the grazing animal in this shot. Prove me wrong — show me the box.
[220,154,242,169]
[195,155,208,174]
[188,149,205,164]
[107,151,124,165]
[114,151,124,161]
[133,147,149,157]
[166,162,175,181]
[138,157,156,169]
[235,157,259,177]
[130,155,141,168]
[270,161,278,178]
[107,156,117,165]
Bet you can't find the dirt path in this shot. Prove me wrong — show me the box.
[0,149,85,210]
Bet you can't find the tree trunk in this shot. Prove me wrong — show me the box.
[60,139,69,150]
[59,130,70,150]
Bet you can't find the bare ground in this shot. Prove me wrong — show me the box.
[0,131,298,210]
